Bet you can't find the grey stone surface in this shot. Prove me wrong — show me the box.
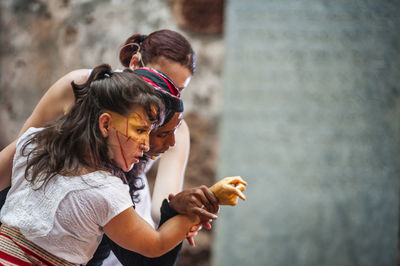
[213,1,400,266]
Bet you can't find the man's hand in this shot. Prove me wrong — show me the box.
[209,176,247,206]
[168,186,219,221]
[168,186,219,247]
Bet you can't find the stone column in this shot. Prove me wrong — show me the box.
[213,1,400,265]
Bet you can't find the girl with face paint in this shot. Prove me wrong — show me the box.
[0,65,245,265]
[0,30,201,258]
[0,65,246,265]
[0,31,194,224]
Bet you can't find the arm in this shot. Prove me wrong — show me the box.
[151,120,190,224]
[101,179,245,261]
[0,69,90,190]
[102,200,184,266]
[90,186,219,266]
[103,206,199,258]
[103,181,223,257]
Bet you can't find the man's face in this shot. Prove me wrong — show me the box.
[146,112,183,158]
[107,107,152,171]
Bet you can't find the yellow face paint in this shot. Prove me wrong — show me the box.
[107,110,152,141]
[106,109,152,171]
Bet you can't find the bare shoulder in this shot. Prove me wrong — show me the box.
[48,69,91,113]
[54,69,91,95]
[65,68,91,85]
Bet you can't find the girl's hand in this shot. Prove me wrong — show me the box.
[209,176,247,206]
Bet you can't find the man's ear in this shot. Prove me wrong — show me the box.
[129,54,141,70]
[99,113,112,137]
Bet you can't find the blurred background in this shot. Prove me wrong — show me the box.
[1,1,400,266]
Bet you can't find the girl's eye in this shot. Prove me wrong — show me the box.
[137,129,145,134]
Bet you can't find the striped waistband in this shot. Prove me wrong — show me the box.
[0,224,74,266]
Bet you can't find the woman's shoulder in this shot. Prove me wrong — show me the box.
[47,68,91,101]
[64,68,92,82]
[67,69,92,85]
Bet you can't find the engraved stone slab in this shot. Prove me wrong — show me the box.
[213,1,400,265]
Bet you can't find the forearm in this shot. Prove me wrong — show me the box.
[104,205,197,258]
[150,215,195,257]
[105,200,183,266]
[0,140,17,190]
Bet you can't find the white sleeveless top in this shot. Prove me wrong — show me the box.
[0,127,133,264]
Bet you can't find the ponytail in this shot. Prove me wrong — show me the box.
[72,64,113,101]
